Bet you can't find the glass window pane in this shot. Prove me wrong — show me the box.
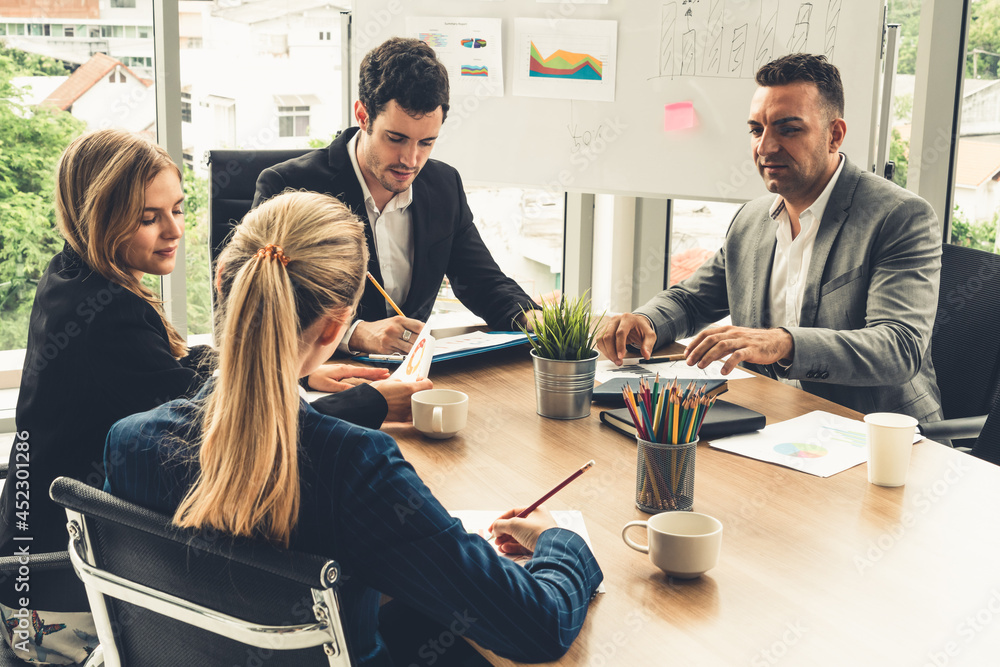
[0,6,155,358]
[295,115,309,136]
[434,188,564,323]
[950,1,1000,253]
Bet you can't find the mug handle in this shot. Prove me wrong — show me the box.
[621,521,649,553]
[432,406,443,433]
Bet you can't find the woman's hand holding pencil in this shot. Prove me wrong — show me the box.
[490,506,558,555]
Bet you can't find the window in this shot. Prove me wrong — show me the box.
[278,105,310,137]
[0,20,154,369]
[138,26,150,39]
[125,26,136,38]
[947,6,1000,254]
[111,0,137,7]
[181,91,192,123]
[319,31,331,40]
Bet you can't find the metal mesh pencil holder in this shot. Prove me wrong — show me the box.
[635,437,696,513]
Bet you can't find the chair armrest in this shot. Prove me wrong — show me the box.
[918,415,988,441]
[0,551,72,573]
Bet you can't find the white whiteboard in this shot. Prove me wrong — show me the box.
[350,0,884,202]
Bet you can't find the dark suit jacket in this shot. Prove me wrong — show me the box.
[637,157,943,420]
[252,127,537,331]
[0,246,387,611]
[105,385,603,666]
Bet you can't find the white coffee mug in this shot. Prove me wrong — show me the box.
[865,412,918,487]
[412,389,469,439]
[622,512,723,579]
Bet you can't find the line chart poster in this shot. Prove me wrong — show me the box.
[407,17,504,97]
[513,18,618,102]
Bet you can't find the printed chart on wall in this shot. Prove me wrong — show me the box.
[513,18,617,102]
[407,17,504,97]
[710,411,877,478]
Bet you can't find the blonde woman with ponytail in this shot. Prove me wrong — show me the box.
[0,132,414,665]
[106,191,604,667]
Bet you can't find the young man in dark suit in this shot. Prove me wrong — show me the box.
[254,37,539,355]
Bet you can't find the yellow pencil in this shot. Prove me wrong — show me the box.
[366,271,405,318]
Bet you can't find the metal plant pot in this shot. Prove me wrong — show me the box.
[531,349,598,420]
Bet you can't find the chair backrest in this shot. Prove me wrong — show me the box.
[972,389,1000,466]
[208,148,312,264]
[50,477,351,667]
[931,243,1000,421]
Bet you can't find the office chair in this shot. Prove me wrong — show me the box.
[919,243,1000,447]
[207,148,312,264]
[50,476,352,667]
[970,390,1000,466]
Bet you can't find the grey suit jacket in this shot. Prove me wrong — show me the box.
[636,156,944,421]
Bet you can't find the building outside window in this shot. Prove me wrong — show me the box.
[275,95,319,138]
[111,0,137,8]
[181,90,192,123]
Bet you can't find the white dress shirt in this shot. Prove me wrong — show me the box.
[768,154,845,329]
[340,131,416,352]
[768,154,844,385]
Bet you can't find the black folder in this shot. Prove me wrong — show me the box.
[599,400,766,441]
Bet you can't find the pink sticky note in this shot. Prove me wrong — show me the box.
[664,101,696,132]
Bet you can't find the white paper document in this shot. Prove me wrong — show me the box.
[408,17,504,97]
[709,410,907,478]
[390,328,435,382]
[595,358,752,384]
[452,509,606,592]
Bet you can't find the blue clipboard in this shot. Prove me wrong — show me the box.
[355,331,533,365]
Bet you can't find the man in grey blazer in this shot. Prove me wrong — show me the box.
[598,54,943,421]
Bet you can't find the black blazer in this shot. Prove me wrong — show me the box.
[252,127,538,331]
[0,246,386,610]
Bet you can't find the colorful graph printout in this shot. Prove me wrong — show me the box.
[419,32,447,48]
[406,17,503,97]
[709,411,920,478]
[513,18,617,102]
[529,42,602,80]
[461,65,489,77]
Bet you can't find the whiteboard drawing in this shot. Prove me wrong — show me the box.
[653,0,840,81]
[755,0,779,75]
[730,23,748,74]
[787,3,813,53]
[825,0,841,57]
[661,3,677,77]
[682,28,697,75]
[705,0,724,74]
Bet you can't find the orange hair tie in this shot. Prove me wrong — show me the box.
[255,244,290,266]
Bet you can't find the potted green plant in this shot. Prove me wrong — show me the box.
[519,293,604,419]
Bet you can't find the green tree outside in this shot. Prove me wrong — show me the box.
[0,45,84,349]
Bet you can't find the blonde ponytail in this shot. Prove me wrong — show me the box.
[173,191,367,546]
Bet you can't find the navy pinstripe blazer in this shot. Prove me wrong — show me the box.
[104,384,603,666]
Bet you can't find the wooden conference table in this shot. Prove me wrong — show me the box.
[381,345,1000,666]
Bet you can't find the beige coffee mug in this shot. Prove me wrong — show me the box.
[622,512,723,579]
[412,389,469,439]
